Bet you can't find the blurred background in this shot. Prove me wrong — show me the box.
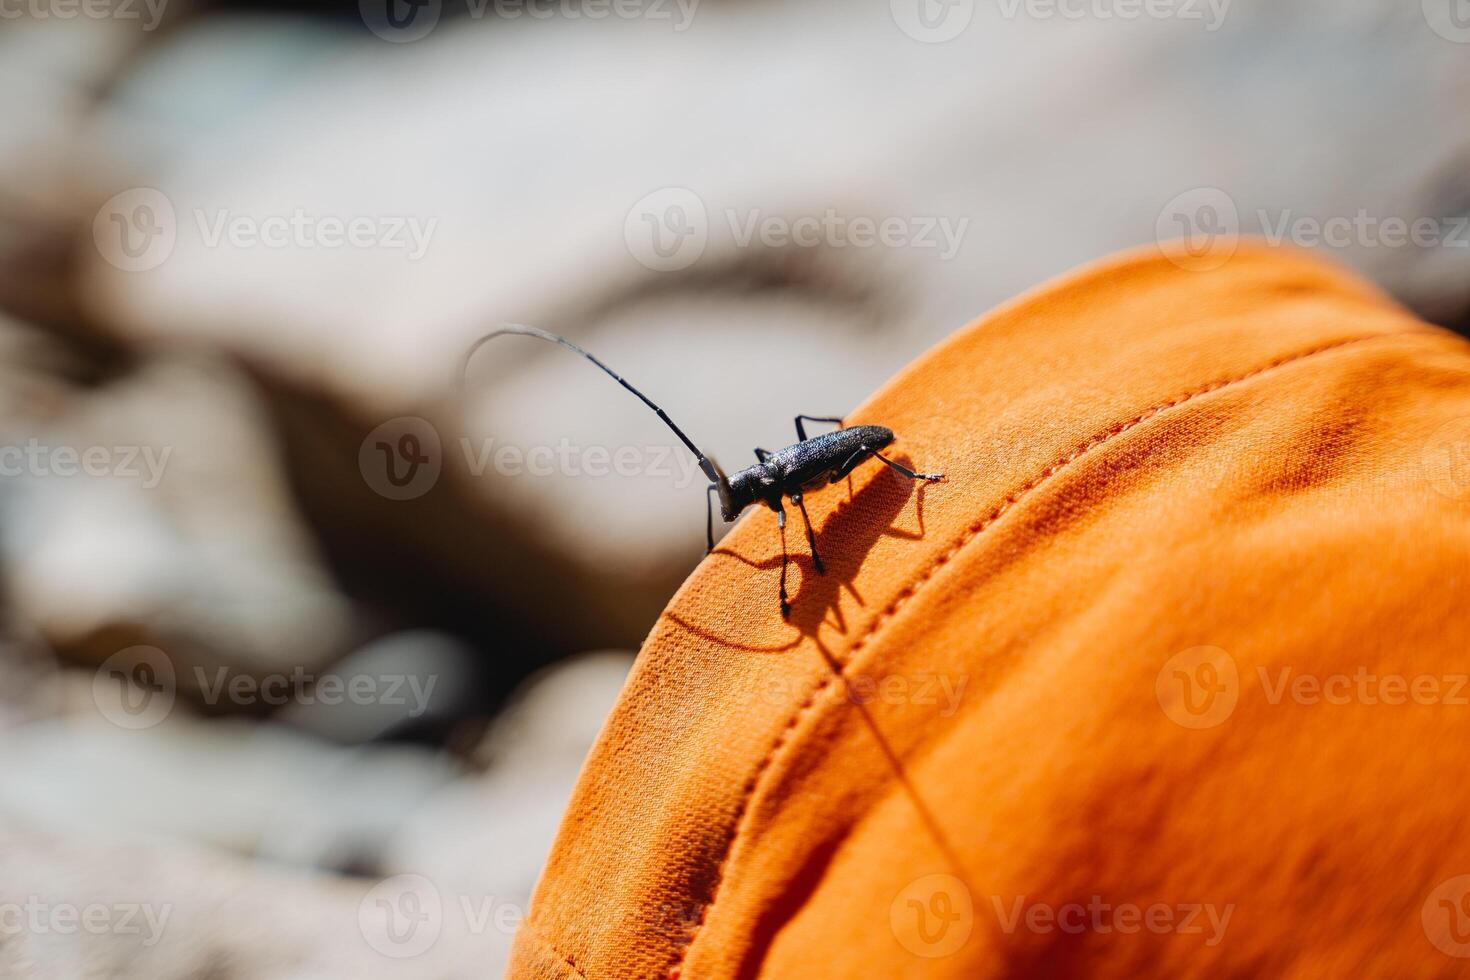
[2,0,1469,975]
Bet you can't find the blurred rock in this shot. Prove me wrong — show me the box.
[0,692,459,871]
[383,651,634,968]
[0,623,64,732]
[0,652,629,978]
[275,630,487,745]
[0,352,354,681]
[386,650,633,891]
[0,14,152,331]
[0,828,489,979]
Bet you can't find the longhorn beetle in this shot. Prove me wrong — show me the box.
[459,325,944,617]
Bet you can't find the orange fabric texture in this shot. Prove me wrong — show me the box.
[508,243,1470,978]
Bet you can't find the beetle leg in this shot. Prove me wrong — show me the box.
[874,451,944,482]
[754,448,771,463]
[706,483,719,552]
[791,492,825,575]
[794,415,844,441]
[829,447,870,482]
[775,503,791,618]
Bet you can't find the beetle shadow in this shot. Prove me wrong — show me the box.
[667,460,973,956]
[666,458,934,653]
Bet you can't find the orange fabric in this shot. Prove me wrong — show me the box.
[508,243,1470,979]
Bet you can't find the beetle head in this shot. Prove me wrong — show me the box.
[722,465,762,521]
[700,454,744,522]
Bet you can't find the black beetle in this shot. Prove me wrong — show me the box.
[460,325,943,617]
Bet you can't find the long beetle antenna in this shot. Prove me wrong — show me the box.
[458,324,735,517]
